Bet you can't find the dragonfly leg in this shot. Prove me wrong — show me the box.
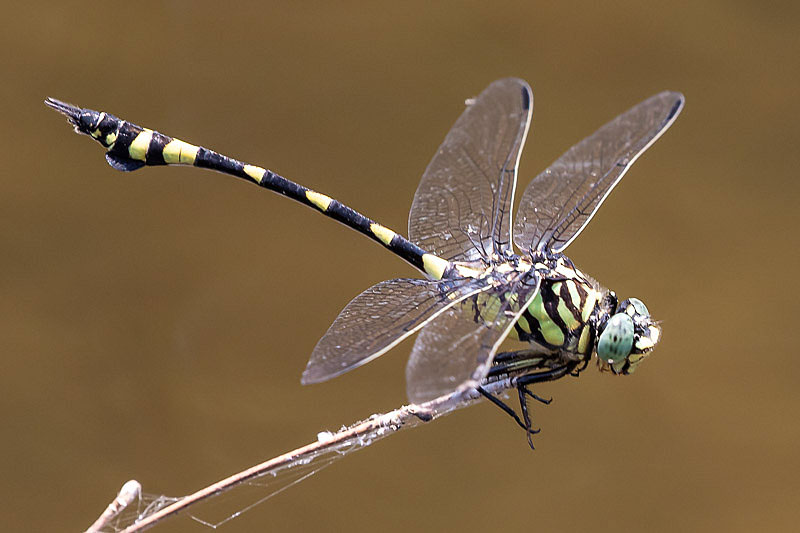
[516,386,539,449]
[476,386,540,437]
[517,362,580,447]
[488,348,561,378]
[514,363,576,387]
[480,362,579,448]
[571,357,590,376]
[520,386,552,405]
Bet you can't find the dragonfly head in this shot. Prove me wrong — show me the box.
[597,297,660,375]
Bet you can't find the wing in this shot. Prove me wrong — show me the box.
[405,272,541,403]
[301,277,491,384]
[513,91,684,253]
[408,78,533,262]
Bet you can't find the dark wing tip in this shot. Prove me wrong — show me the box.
[494,77,533,114]
[654,91,685,122]
[520,83,532,111]
[666,92,685,121]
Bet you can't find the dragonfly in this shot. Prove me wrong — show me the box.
[46,79,683,445]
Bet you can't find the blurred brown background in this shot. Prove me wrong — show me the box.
[2,1,798,531]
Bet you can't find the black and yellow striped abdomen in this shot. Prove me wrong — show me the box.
[45,98,453,281]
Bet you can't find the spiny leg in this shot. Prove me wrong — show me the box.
[488,348,561,379]
[516,363,579,447]
[520,386,552,405]
[476,386,540,436]
[476,384,551,450]
[481,350,572,447]
[516,386,538,449]
[514,363,576,388]
[571,357,590,376]
[489,349,568,405]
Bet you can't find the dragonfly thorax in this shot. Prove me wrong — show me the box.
[508,252,599,357]
[505,251,660,376]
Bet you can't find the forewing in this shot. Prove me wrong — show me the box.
[409,78,532,261]
[302,277,490,384]
[513,91,684,253]
[405,272,541,403]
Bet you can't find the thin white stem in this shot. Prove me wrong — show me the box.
[88,379,512,533]
[85,480,142,533]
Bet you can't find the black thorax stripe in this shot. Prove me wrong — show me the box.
[558,280,584,324]
[540,282,570,335]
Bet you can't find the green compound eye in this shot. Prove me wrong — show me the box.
[598,313,635,363]
[620,298,650,317]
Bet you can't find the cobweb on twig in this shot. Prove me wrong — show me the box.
[84,377,513,533]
